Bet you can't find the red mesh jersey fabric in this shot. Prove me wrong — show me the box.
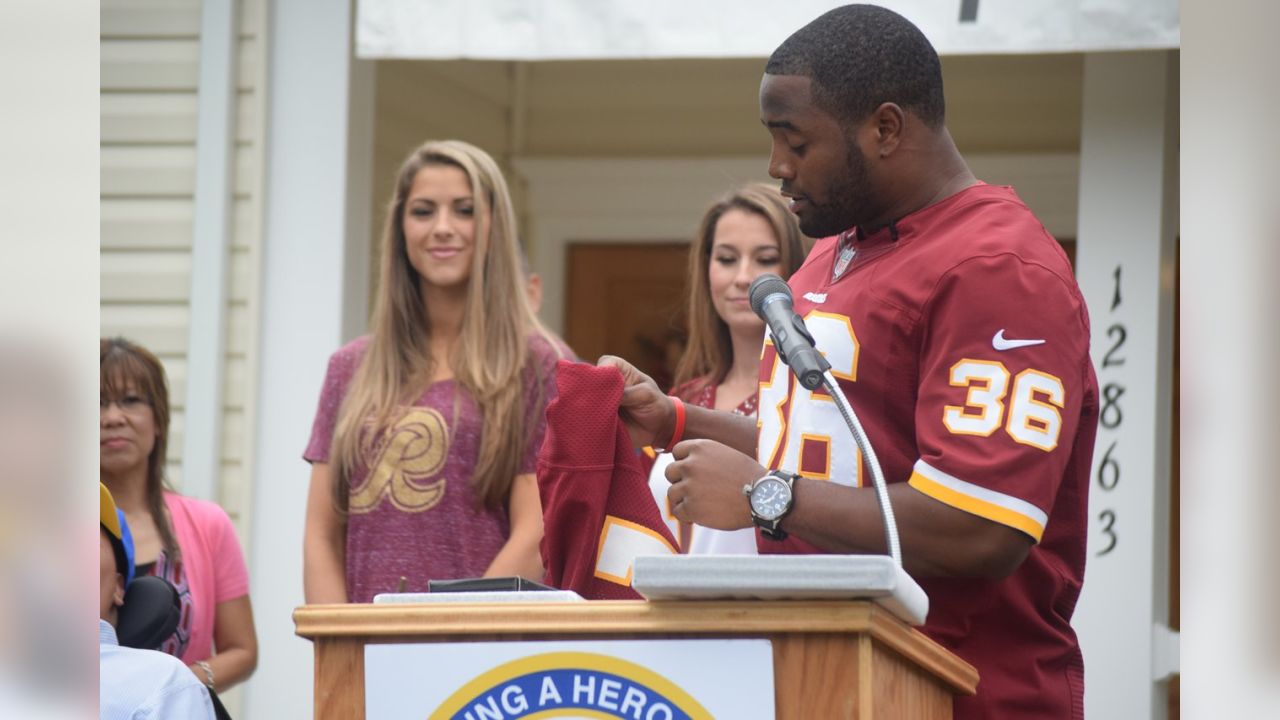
[538,361,678,599]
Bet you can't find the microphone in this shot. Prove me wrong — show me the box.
[749,274,830,390]
[748,274,904,567]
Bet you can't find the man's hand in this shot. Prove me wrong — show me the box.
[597,355,674,448]
[665,439,761,531]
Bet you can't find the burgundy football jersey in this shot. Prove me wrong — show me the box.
[538,361,678,600]
[757,183,1098,719]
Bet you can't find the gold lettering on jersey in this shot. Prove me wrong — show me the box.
[349,408,449,514]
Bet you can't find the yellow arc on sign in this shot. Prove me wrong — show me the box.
[429,651,714,720]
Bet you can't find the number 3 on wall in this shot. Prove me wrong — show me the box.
[943,360,1065,452]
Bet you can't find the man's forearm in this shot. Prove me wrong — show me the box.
[780,480,1033,579]
[682,404,758,456]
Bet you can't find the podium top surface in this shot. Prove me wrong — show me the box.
[293,599,977,695]
[631,554,929,625]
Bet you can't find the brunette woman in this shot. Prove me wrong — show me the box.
[100,338,258,693]
[648,184,812,553]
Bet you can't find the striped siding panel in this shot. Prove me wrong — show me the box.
[101,39,201,91]
[100,305,190,355]
[101,197,193,250]
[101,1,201,38]
[163,356,251,410]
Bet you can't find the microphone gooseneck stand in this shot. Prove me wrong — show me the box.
[819,369,902,568]
[749,273,903,568]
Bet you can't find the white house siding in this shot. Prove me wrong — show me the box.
[100,0,265,608]
[102,1,201,493]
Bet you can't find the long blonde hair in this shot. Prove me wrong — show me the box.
[673,184,812,392]
[330,140,549,512]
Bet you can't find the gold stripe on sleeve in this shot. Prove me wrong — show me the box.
[908,471,1046,542]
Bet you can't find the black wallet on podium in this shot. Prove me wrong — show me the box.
[427,576,558,593]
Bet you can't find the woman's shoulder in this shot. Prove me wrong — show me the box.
[163,491,235,529]
[670,376,715,405]
[330,335,372,366]
[525,329,573,365]
[321,335,372,386]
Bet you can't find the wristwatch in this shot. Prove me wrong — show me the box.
[743,470,798,540]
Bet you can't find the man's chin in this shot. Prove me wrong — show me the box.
[798,213,846,239]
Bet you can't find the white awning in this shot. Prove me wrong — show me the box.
[356,0,1179,60]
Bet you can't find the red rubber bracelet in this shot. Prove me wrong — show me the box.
[664,395,686,450]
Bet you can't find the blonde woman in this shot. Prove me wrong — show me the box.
[303,140,561,603]
[648,184,812,553]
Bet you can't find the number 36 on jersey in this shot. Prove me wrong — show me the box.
[757,310,1067,486]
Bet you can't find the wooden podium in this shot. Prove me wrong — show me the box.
[295,599,977,719]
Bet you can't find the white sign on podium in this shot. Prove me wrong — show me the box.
[365,638,775,720]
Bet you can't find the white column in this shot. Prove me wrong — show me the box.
[1182,3,1280,717]
[242,0,371,717]
[1071,50,1178,720]
[182,0,240,503]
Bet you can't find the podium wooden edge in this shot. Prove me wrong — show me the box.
[294,599,977,697]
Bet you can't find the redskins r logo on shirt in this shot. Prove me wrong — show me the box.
[349,408,449,514]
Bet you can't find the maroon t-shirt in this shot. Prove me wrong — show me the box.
[759,184,1097,719]
[305,334,561,603]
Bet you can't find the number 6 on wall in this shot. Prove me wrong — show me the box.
[943,359,1065,452]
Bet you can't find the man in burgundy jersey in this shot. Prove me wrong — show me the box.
[602,6,1098,719]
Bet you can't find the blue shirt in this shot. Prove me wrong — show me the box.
[99,619,215,720]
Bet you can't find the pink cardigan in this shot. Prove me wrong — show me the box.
[164,492,250,665]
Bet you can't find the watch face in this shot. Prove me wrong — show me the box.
[750,477,791,521]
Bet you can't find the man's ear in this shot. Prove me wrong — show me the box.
[872,102,905,157]
[113,574,125,608]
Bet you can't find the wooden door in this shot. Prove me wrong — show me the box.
[566,242,691,391]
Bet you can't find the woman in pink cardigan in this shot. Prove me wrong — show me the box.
[100,338,258,693]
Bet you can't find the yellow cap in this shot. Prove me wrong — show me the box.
[100,482,122,542]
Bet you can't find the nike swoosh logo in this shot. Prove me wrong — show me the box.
[992,329,1046,351]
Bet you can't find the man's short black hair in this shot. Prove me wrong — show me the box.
[765,4,945,128]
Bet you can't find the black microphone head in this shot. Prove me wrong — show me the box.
[749,274,792,317]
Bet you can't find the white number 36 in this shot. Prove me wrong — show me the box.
[943,360,1065,452]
